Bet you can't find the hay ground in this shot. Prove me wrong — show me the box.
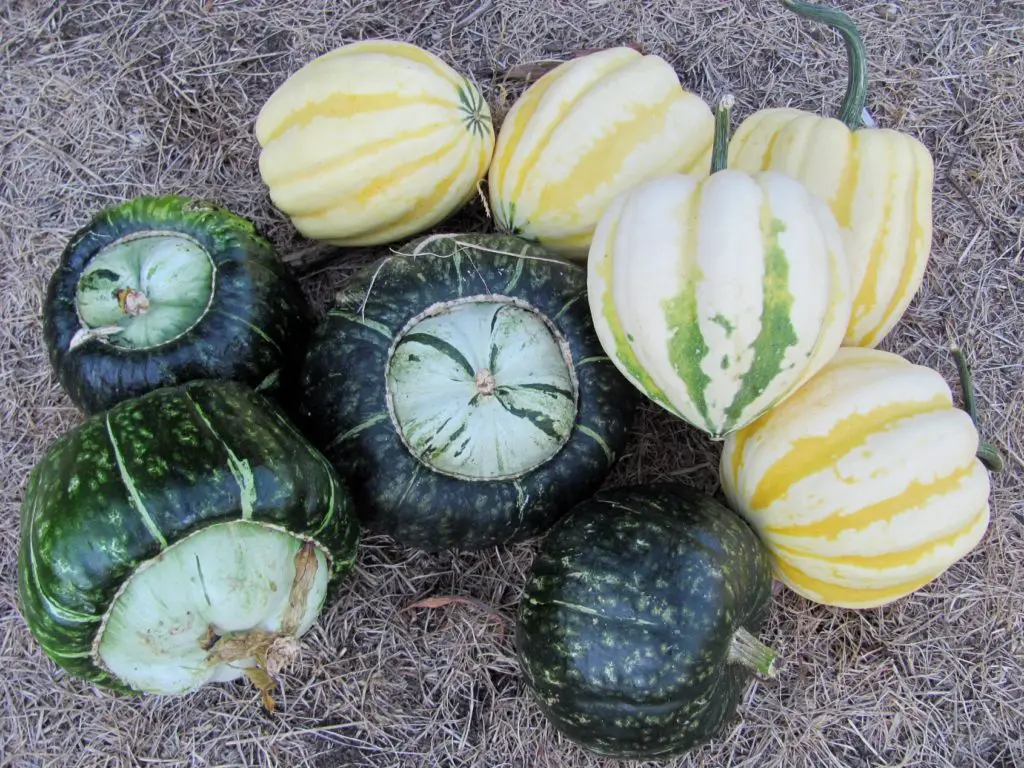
[1,0,1022,765]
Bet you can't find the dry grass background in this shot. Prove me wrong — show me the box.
[1,0,1022,765]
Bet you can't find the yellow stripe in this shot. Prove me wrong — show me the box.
[264,122,454,187]
[772,504,986,569]
[321,41,462,84]
[295,132,465,219]
[323,139,477,244]
[749,395,949,511]
[535,229,594,252]
[490,64,576,193]
[773,556,944,607]
[849,144,897,328]
[535,92,684,215]
[766,462,975,539]
[262,93,455,145]
[728,349,906,491]
[859,143,931,347]
[829,129,859,228]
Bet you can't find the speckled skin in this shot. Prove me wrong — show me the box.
[299,233,638,551]
[44,196,314,415]
[516,483,773,759]
[17,380,359,692]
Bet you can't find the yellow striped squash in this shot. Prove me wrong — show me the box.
[255,41,494,246]
[724,1,933,348]
[488,47,714,260]
[587,97,852,438]
[720,347,992,609]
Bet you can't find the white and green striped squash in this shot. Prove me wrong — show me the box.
[255,40,494,246]
[488,47,714,260]
[587,98,852,438]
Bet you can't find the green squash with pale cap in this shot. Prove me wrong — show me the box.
[43,195,313,414]
[300,233,638,551]
[17,379,358,702]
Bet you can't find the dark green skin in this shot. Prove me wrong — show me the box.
[44,195,314,415]
[299,233,638,552]
[17,380,359,692]
[516,483,773,759]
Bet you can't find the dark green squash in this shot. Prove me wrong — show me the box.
[43,195,313,414]
[18,379,359,699]
[516,483,777,759]
[299,233,638,551]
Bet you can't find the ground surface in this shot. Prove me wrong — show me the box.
[1,1,1022,766]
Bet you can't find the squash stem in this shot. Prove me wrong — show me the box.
[710,95,735,174]
[781,0,868,130]
[729,626,777,677]
[951,346,1004,473]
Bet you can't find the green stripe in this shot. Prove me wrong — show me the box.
[106,413,168,548]
[553,291,584,321]
[326,412,389,449]
[596,221,678,414]
[576,355,610,367]
[397,463,423,507]
[213,309,282,354]
[661,192,712,430]
[503,382,573,399]
[327,310,393,338]
[400,333,475,379]
[721,212,798,433]
[310,464,339,537]
[578,424,613,464]
[540,598,658,627]
[427,420,467,459]
[504,256,525,293]
[513,479,528,520]
[487,304,507,372]
[186,394,257,520]
[494,392,562,440]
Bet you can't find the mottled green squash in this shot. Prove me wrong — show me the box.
[300,233,638,551]
[517,483,777,759]
[18,380,358,699]
[43,195,313,414]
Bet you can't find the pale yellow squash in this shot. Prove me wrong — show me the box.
[720,347,993,609]
[255,41,494,246]
[488,47,714,260]
[722,1,934,348]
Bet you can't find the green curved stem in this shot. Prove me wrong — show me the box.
[782,0,868,130]
[951,346,1004,473]
[710,94,735,174]
[728,626,777,677]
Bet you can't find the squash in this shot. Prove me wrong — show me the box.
[43,195,313,415]
[18,380,359,703]
[720,346,1001,609]
[299,233,638,551]
[487,47,714,260]
[516,483,776,759]
[255,40,494,246]
[724,0,933,348]
[587,96,851,438]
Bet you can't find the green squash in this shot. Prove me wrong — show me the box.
[300,233,638,551]
[18,380,359,698]
[43,195,313,414]
[516,483,777,759]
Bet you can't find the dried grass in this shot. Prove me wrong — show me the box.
[2,0,1023,766]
